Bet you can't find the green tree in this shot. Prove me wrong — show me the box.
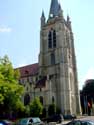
[81,80,94,115]
[29,97,43,117]
[82,80,94,97]
[0,55,25,118]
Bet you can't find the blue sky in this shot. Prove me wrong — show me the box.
[0,0,94,90]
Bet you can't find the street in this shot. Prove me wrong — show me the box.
[56,116,94,125]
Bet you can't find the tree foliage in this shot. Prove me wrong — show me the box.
[81,80,94,114]
[29,97,43,117]
[0,55,25,118]
[82,80,94,97]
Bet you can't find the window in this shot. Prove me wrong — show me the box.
[40,96,43,105]
[51,53,55,65]
[48,31,52,48]
[48,29,57,49]
[24,94,30,105]
[53,30,56,48]
[52,96,55,103]
[74,122,81,125]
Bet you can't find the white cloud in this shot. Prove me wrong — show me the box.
[0,26,12,33]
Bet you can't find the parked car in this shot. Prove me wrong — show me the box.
[43,114,64,123]
[0,120,13,125]
[63,114,76,120]
[16,117,44,125]
[65,120,94,125]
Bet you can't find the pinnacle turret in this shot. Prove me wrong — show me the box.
[67,15,72,30]
[41,10,45,18]
[41,10,46,27]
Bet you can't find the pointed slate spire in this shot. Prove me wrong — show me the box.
[49,0,60,18]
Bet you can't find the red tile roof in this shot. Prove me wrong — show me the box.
[16,63,39,78]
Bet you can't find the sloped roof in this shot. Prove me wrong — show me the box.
[16,63,39,77]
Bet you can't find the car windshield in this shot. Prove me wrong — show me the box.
[33,118,41,123]
[88,121,94,125]
[82,121,94,125]
[0,124,3,125]
[20,118,28,124]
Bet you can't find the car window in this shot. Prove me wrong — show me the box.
[0,121,6,125]
[82,122,88,125]
[32,118,41,123]
[29,119,33,123]
[0,123,4,125]
[88,121,94,125]
[36,118,41,122]
[67,121,74,125]
[69,123,74,125]
[20,119,28,124]
[32,118,38,123]
[74,121,81,125]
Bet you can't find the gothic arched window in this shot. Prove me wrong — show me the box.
[48,31,52,48]
[48,29,57,49]
[52,96,55,103]
[53,30,56,48]
[51,53,55,65]
[24,93,30,105]
[40,96,43,105]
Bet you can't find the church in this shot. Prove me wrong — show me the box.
[17,0,81,115]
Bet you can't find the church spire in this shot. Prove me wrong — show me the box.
[49,0,62,18]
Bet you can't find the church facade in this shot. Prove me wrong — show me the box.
[18,0,81,115]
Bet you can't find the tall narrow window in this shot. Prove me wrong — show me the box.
[53,30,56,48]
[48,31,52,48]
[24,94,30,105]
[51,53,55,65]
[40,96,43,105]
[52,96,55,103]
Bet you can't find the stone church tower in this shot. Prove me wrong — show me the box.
[39,0,81,114]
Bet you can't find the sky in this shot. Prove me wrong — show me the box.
[0,0,94,90]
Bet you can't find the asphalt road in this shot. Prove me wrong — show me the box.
[77,116,94,120]
[57,116,94,125]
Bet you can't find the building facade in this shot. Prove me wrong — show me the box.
[18,0,81,115]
